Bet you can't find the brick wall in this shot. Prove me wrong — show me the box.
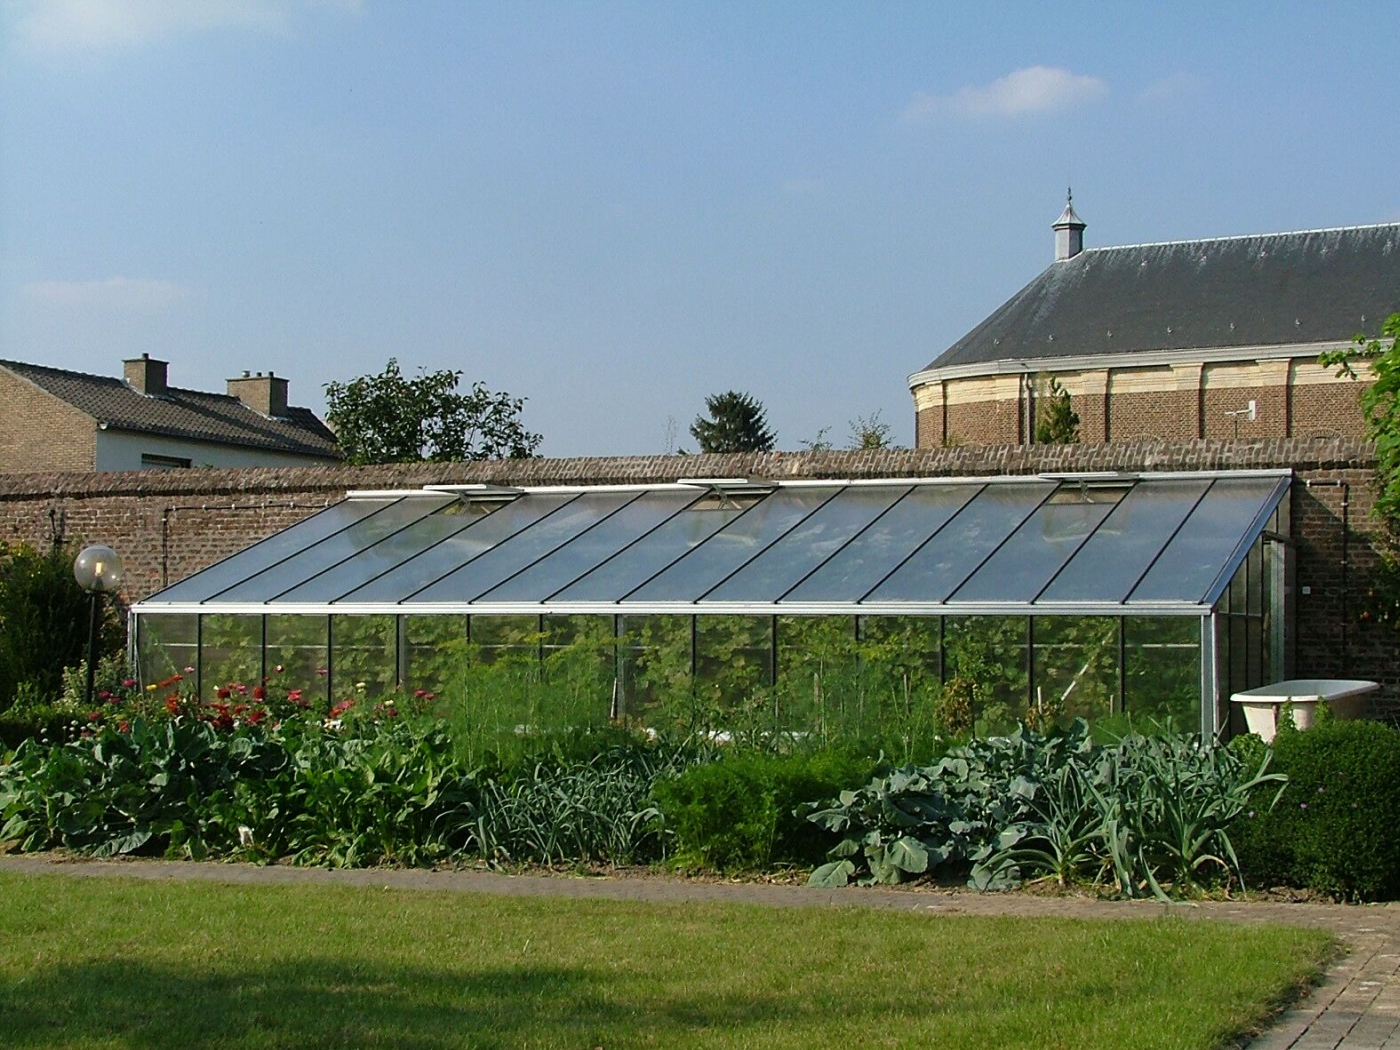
[0,438,1390,714]
[945,398,1021,445]
[1291,381,1372,440]
[0,369,96,473]
[1201,385,1288,440]
[912,359,1373,447]
[1106,389,1198,440]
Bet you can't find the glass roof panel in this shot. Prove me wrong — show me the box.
[149,498,396,603]
[625,486,840,603]
[406,491,640,603]
[783,484,982,604]
[1130,477,1288,604]
[865,482,1056,603]
[274,499,507,604]
[476,490,700,602]
[339,493,577,604]
[212,495,455,603]
[1039,479,1212,604]
[551,497,748,603]
[703,486,910,603]
[949,495,1116,604]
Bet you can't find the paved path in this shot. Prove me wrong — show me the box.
[4,854,1399,1048]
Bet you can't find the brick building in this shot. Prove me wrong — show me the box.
[0,354,342,473]
[909,200,1400,447]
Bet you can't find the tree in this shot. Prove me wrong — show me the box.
[1034,376,1080,444]
[1322,313,1400,523]
[848,410,894,450]
[690,391,776,453]
[1321,312,1400,632]
[324,359,542,465]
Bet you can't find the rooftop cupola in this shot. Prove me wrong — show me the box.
[1052,187,1087,261]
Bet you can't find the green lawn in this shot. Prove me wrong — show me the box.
[0,870,1329,1050]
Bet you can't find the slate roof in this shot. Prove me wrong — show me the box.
[0,360,343,459]
[921,223,1400,373]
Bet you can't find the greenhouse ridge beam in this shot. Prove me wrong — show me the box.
[134,469,1291,620]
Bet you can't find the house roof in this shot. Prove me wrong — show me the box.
[0,360,342,459]
[920,223,1400,373]
[134,470,1291,618]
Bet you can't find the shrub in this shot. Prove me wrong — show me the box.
[1234,719,1400,900]
[0,542,124,712]
[654,748,875,871]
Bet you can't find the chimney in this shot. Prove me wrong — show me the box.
[123,353,168,396]
[227,370,289,417]
[1052,187,1086,261]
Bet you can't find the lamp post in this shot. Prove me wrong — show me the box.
[73,545,123,708]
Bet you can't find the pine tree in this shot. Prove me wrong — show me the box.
[690,391,777,453]
[1034,377,1080,444]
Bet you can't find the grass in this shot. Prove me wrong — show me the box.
[0,870,1330,1050]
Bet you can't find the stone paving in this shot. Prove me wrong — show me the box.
[4,854,1399,1048]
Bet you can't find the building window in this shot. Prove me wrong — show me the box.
[140,454,191,470]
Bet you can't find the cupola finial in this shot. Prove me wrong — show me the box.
[1052,190,1086,262]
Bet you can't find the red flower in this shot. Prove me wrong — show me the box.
[216,687,231,700]
[98,690,112,700]
[328,699,356,719]
[118,721,130,733]
[252,685,266,701]
[245,709,266,725]
[165,695,181,715]
[287,688,307,708]
[234,683,248,695]
[121,678,137,689]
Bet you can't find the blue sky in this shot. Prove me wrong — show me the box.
[3,1,1398,456]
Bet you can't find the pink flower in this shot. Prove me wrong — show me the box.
[121,678,137,689]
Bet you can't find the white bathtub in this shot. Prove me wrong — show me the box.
[1230,679,1379,742]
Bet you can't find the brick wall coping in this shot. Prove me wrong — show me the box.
[0,437,1374,502]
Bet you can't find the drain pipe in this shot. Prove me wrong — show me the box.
[1304,479,1350,664]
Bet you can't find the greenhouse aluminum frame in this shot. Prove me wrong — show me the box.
[131,469,1293,737]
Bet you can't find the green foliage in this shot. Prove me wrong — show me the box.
[1034,376,1080,444]
[0,712,712,868]
[324,357,542,465]
[1321,312,1400,628]
[0,704,80,752]
[654,748,875,871]
[0,542,124,713]
[848,409,894,450]
[689,390,776,453]
[1233,719,1400,901]
[807,722,1278,899]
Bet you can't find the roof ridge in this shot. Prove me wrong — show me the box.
[1081,222,1400,255]
[0,358,122,384]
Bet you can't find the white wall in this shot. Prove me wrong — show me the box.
[95,429,340,472]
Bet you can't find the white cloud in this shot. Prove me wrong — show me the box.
[22,277,195,310]
[14,0,359,52]
[902,66,1108,123]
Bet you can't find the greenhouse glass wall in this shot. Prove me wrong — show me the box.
[132,471,1292,738]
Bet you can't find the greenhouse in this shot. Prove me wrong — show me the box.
[131,470,1291,739]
